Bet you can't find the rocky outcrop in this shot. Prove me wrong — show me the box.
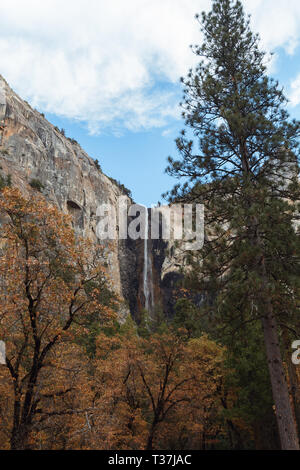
[0,75,139,320]
[0,75,188,321]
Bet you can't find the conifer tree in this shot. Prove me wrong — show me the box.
[166,0,300,449]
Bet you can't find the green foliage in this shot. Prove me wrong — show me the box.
[222,322,278,449]
[137,309,151,339]
[172,298,202,338]
[136,306,169,338]
[29,178,44,192]
[76,284,120,358]
[119,314,138,338]
[108,176,132,199]
[53,126,78,145]
[150,305,169,335]
[166,0,300,449]
[0,172,12,191]
[50,258,76,284]
[167,0,300,201]
[94,159,102,171]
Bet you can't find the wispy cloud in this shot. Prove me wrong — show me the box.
[245,0,300,54]
[289,74,300,107]
[0,0,300,133]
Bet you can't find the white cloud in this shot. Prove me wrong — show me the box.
[244,0,300,55]
[0,0,205,133]
[1,0,300,133]
[289,74,300,107]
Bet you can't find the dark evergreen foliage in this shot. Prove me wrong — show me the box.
[166,0,300,449]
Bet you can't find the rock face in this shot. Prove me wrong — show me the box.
[0,75,140,320]
[0,75,185,321]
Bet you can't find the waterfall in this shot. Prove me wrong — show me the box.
[143,209,154,313]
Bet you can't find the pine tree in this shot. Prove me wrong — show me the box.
[166,0,300,449]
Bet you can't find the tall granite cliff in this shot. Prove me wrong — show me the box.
[0,74,141,319]
[0,75,185,321]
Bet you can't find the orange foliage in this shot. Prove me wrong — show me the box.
[0,188,115,449]
[0,188,234,450]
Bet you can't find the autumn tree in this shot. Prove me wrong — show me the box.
[91,329,148,450]
[136,332,197,450]
[0,188,115,449]
[166,0,300,449]
[152,335,228,450]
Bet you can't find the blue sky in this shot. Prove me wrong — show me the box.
[1,0,300,206]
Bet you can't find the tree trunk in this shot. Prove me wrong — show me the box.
[253,227,300,450]
[261,308,299,450]
[288,360,300,431]
[201,431,206,450]
[282,327,300,433]
[146,421,158,450]
[146,432,154,451]
[10,384,34,449]
[10,422,29,450]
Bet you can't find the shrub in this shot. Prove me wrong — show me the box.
[0,173,12,191]
[94,159,102,171]
[108,176,132,199]
[29,178,44,192]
